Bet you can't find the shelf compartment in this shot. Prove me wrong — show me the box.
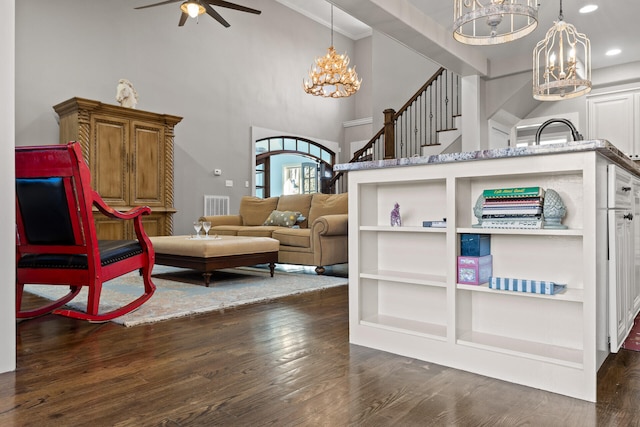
[362,270,447,287]
[471,234,584,290]
[457,283,584,302]
[359,278,447,339]
[359,179,447,228]
[361,314,447,340]
[359,231,447,278]
[457,171,585,230]
[456,290,584,363]
[456,330,583,368]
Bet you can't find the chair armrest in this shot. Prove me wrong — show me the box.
[311,214,349,236]
[199,215,243,226]
[92,191,151,219]
[92,191,154,258]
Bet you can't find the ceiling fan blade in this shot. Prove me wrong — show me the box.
[203,3,230,27]
[178,12,188,26]
[135,0,182,10]
[204,0,261,15]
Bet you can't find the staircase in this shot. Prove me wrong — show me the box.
[328,67,461,193]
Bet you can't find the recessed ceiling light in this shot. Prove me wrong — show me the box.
[579,5,598,14]
[606,48,622,56]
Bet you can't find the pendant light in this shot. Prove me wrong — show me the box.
[303,4,362,98]
[533,0,592,100]
[453,0,538,45]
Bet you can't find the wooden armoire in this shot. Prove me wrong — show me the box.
[53,97,182,239]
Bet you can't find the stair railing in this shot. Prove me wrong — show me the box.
[328,67,461,193]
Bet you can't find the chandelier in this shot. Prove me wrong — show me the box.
[533,0,591,101]
[453,0,538,45]
[303,5,361,98]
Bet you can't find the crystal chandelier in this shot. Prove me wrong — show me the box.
[303,5,361,98]
[453,0,538,45]
[533,0,591,101]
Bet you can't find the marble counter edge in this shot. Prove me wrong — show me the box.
[334,140,640,176]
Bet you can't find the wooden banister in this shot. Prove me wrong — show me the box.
[328,67,460,194]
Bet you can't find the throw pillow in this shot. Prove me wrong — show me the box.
[239,196,279,226]
[263,210,302,227]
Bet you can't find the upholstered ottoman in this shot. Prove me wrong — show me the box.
[149,235,279,286]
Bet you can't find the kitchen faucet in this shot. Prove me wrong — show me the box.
[534,118,583,145]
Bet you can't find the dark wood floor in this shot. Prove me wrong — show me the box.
[3,269,640,426]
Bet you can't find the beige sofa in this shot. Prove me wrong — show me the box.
[199,193,348,274]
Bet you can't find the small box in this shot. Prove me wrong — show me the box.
[460,233,491,257]
[457,255,493,285]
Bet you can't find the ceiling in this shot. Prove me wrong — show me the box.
[278,0,640,78]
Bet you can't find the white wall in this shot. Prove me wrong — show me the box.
[1,0,16,373]
[371,31,441,131]
[15,0,359,235]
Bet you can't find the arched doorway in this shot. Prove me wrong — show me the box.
[255,136,335,198]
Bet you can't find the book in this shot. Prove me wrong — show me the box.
[482,213,542,219]
[483,198,543,206]
[482,187,544,199]
[423,220,447,228]
[481,218,543,229]
[489,277,567,295]
[482,207,543,214]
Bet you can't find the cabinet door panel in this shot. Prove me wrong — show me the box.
[91,116,129,206]
[131,121,164,206]
[94,213,127,240]
[588,93,635,157]
[141,213,165,237]
[609,209,632,352]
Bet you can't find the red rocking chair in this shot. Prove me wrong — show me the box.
[15,142,156,322]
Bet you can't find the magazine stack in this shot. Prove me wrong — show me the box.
[481,186,544,229]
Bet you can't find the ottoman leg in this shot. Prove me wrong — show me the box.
[203,272,212,287]
[269,262,275,277]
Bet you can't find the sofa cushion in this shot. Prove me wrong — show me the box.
[308,193,348,224]
[276,194,313,228]
[239,196,279,226]
[208,225,246,236]
[237,226,281,238]
[263,210,301,227]
[272,228,311,248]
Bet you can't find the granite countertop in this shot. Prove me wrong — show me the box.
[334,139,640,176]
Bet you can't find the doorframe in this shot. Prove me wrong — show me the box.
[250,126,340,197]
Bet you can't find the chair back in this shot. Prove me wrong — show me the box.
[15,143,99,266]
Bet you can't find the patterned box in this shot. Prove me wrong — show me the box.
[457,255,492,285]
[489,277,567,295]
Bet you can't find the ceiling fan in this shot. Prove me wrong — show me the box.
[135,0,261,28]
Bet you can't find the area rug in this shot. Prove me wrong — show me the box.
[23,265,347,327]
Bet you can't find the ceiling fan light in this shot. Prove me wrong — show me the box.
[180,1,205,18]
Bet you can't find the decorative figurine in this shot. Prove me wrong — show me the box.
[543,188,568,229]
[472,194,485,228]
[116,78,139,108]
[390,202,402,226]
